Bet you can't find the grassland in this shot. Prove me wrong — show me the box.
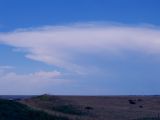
[21,95,160,120]
[1,95,160,120]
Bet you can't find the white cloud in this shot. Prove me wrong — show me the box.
[32,70,61,78]
[0,69,70,94]
[0,23,160,73]
[0,66,14,70]
[0,66,14,75]
[1,70,62,83]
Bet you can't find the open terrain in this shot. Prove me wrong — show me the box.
[1,95,160,120]
[21,95,160,120]
[0,98,68,120]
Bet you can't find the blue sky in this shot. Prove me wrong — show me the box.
[0,0,160,95]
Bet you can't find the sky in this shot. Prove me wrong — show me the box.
[0,0,160,95]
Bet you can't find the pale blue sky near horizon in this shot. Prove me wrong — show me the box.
[0,0,160,95]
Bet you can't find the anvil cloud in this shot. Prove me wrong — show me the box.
[0,24,160,73]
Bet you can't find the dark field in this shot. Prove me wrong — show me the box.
[1,95,160,120]
[0,98,68,120]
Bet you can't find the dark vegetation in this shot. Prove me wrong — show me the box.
[52,105,85,115]
[134,115,160,120]
[0,99,68,120]
[139,105,143,108]
[135,118,160,120]
[24,95,87,116]
[129,99,136,104]
[128,99,143,105]
[84,106,93,110]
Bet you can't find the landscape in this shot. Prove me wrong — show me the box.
[0,0,160,120]
[1,95,160,120]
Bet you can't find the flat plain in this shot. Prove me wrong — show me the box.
[20,95,160,120]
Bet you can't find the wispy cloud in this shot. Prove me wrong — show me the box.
[0,23,160,74]
[0,65,14,74]
[0,68,70,95]
[0,65,14,70]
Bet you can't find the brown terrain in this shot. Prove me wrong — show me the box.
[20,95,160,120]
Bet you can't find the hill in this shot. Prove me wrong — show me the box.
[0,98,68,120]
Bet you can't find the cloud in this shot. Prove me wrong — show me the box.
[0,23,160,73]
[0,66,14,70]
[0,69,70,95]
[0,66,14,75]
[32,71,61,78]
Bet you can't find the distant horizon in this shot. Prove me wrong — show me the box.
[1,94,160,96]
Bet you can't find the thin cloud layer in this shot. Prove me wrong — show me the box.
[0,24,160,73]
[0,67,69,94]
